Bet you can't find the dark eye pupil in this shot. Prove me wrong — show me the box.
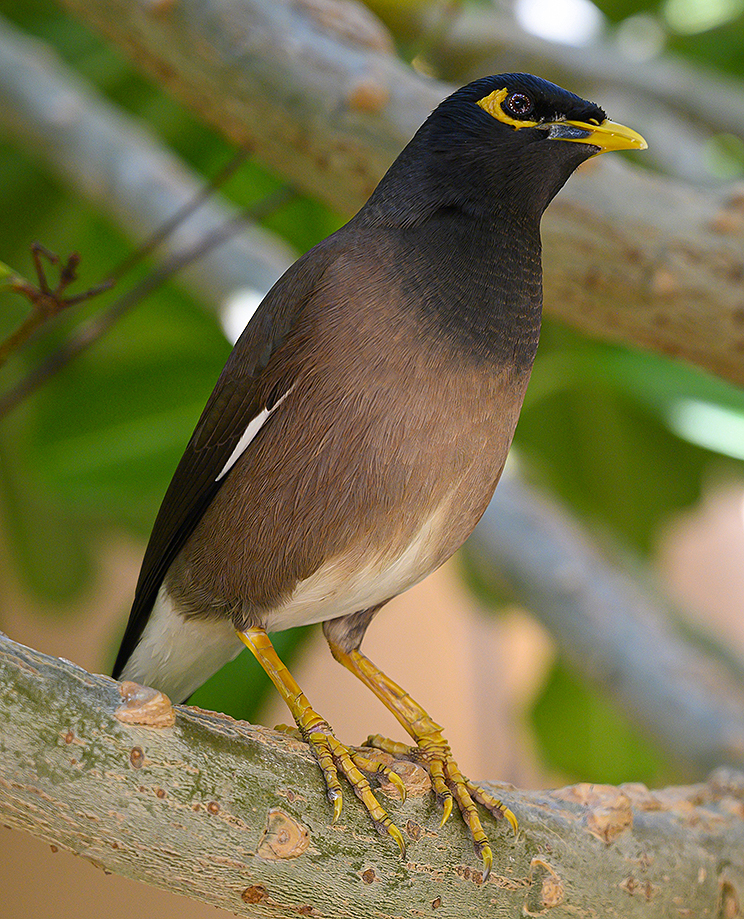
[506,93,533,116]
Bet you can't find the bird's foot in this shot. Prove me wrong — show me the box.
[365,732,517,880]
[277,722,408,813]
[300,719,407,854]
[325,640,517,879]
[238,628,406,855]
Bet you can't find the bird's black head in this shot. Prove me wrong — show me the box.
[366,73,646,227]
[436,72,606,139]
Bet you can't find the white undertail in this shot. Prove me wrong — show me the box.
[119,586,243,702]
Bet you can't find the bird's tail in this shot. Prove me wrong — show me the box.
[116,586,243,703]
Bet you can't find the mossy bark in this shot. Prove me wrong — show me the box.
[1,633,743,918]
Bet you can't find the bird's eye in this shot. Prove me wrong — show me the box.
[504,92,534,118]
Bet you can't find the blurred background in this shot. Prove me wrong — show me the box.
[1,0,744,915]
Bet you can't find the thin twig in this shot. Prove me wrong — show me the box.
[0,187,295,420]
[0,148,251,373]
[107,147,251,284]
[0,244,112,370]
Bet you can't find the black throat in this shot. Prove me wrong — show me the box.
[355,115,589,372]
[393,205,544,372]
[353,126,588,372]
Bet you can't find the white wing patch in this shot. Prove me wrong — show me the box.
[216,386,294,482]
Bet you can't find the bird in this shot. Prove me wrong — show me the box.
[113,73,646,874]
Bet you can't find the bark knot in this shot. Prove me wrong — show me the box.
[257,808,310,859]
[115,681,175,728]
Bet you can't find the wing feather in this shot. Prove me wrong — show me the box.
[112,244,334,677]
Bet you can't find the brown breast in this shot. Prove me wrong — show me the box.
[165,246,534,628]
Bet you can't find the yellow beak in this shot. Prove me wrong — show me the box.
[546,118,648,154]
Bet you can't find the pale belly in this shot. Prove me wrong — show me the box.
[123,498,458,702]
[261,500,452,632]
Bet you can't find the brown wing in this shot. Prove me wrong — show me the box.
[112,241,337,677]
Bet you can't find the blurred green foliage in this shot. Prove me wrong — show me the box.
[593,0,744,75]
[1,0,742,782]
[531,661,674,786]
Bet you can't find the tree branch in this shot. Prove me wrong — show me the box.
[0,244,112,369]
[0,186,296,419]
[1,631,743,917]
[47,0,744,388]
[0,13,295,310]
[469,476,744,775]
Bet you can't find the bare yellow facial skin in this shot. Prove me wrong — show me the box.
[477,87,648,154]
[477,88,539,129]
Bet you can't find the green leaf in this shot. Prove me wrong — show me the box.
[0,259,23,289]
[515,322,736,554]
[591,0,659,23]
[531,660,675,785]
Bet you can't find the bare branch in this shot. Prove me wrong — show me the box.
[470,475,744,774]
[0,187,296,419]
[0,245,111,369]
[1,632,743,917]
[0,13,295,310]
[44,0,744,388]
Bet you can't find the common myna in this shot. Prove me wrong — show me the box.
[114,73,646,872]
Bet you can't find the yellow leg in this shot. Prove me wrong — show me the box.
[237,628,406,854]
[328,641,518,879]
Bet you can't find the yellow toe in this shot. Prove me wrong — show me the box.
[440,794,453,827]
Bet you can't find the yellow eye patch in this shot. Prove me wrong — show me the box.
[477,88,540,130]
